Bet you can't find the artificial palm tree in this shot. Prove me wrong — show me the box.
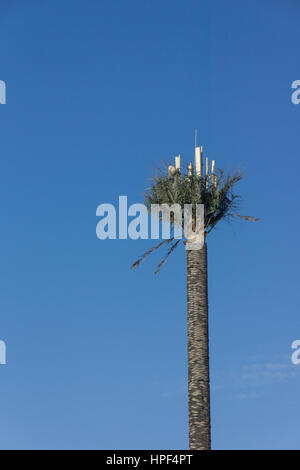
[131,149,257,450]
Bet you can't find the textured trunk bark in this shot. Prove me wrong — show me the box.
[186,241,211,450]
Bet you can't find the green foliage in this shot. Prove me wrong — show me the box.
[145,168,246,234]
[132,166,258,273]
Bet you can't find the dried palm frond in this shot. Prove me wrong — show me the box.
[155,240,181,274]
[131,237,174,269]
[234,214,259,222]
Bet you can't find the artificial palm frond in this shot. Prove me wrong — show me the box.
[131,237,174,269]
[131,165,258,273]
[234,214,259,222]
[155,240,181,274]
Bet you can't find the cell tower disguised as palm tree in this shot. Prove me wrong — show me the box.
[131,137,257,450]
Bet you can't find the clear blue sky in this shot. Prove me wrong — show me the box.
[0,0,299,450]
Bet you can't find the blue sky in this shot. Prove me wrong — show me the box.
[0,0,299,450]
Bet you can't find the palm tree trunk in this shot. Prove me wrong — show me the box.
[186,241,211,450]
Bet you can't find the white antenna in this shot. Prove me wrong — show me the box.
[195,128,197,149]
